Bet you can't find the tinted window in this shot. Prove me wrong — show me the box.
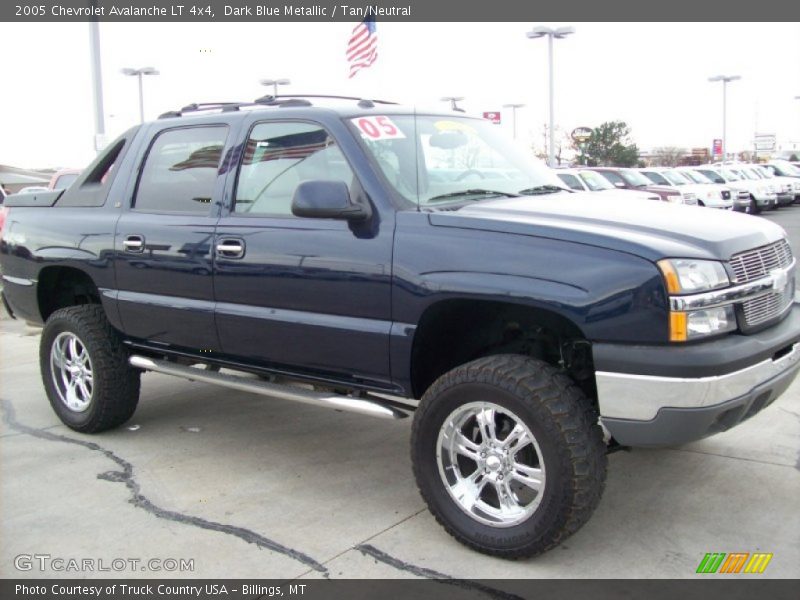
[557,173,584,191]
[135,126,228,213]
[235,122,353,215]
[598,170,624,186]
[641,171,669,185]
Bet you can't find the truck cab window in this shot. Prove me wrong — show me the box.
[234,122,353,215]
[134,126,228,213]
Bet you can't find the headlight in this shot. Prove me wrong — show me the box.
[658,259,735,342]
[670,306,737,341]
[666,194,682,203]
[658,259,730,294]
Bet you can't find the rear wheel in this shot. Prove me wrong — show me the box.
[40,305,140,433]
[411,354,606,558]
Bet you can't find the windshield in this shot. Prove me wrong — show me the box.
[641,171,670,186]
[578,170,615,191]
[662,171,690,186]
[619,169,652,187]
[719,168,742,181]
[773,161,800,176]
[753,167,773,179]
[734,168,757,181]
[681,170,711,184]
[350,114,566,206]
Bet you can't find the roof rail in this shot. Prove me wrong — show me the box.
[254,94,398,106]
[158,94,400,120]
[158,102,248,119]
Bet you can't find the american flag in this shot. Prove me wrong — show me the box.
[346,16,377,78]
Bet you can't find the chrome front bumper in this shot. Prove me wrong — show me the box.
[596,341,800,421]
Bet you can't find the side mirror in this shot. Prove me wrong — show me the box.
[291,180,370,221]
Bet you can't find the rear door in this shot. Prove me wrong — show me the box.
[212,118,395,389]
[113,123,232,351]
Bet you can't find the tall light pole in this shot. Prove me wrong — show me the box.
[441,96,465,112]
[122,67,159,123]
[527,26,574,167]
[503,103,525,139]
[708,75,741,161]
[260,78,291,98]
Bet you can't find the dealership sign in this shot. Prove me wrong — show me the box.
[571,127,592,143]
[754,134,776,151]
[712,139,723,156]
[483,111,501,124]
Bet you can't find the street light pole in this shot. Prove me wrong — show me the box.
[122,67,159,123]
[527,26,575,167]
[260,78,291,98]
[503,103,525,139]
[708,75,741,161]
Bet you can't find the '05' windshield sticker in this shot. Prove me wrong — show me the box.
[351,116,406,140]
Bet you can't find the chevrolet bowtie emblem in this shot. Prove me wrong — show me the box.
[771,269,788,292]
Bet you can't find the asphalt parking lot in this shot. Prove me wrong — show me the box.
[1,209,799,582]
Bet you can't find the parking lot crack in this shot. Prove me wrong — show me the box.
[0,398,328,575]
[355,543,524,600]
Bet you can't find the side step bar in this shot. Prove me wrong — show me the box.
[129,355,412,420]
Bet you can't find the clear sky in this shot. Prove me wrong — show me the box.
[1,21,798,168]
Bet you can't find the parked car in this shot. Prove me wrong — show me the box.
[763,161,800,202]
[586,167,695,204]
[750,165,798,206]
[556,168,660,201]
[48,168,82,190]
[723,164,790,208]
[3,98,800,559]
[638,168,730,209]
[666,168,734,210]
[694,165,776,214]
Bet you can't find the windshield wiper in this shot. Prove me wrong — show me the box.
[518,185,568,195]
[426,189,521,203]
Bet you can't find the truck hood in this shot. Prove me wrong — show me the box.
[428,192,786,262]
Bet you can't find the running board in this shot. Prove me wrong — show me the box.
[128,355,411,420]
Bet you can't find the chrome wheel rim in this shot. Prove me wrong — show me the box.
[436,401,546,528]
[50,332,94,413]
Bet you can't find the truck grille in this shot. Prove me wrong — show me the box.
[741,284,794,327]
[729,239,793,283]
[730,239,794,328]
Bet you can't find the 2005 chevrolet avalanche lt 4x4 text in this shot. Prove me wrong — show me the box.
[2,96,799,558]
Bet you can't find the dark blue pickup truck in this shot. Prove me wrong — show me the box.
[2,96,799,558]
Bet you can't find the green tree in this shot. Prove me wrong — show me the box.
[584,121,640,167]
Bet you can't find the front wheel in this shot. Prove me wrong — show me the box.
[750,196,761,215]
[411,355,606,558]
[40,305,140,433]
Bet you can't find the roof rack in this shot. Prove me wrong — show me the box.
[158,94,399,119]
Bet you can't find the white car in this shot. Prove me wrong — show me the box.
[724,164,787,208]
[750,165,798,206]
[695,165,776,214]
[555,169,661,202]
[671,168,734,209]
[636,168,703,206]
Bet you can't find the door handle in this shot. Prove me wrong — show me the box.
[216,238,245,259]
[122,235,145,253]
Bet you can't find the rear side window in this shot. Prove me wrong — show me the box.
[135,126,228,213]
[234,121,353,216]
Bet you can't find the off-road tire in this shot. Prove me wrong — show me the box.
[411,354,607,558]
[40,305,140,433]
